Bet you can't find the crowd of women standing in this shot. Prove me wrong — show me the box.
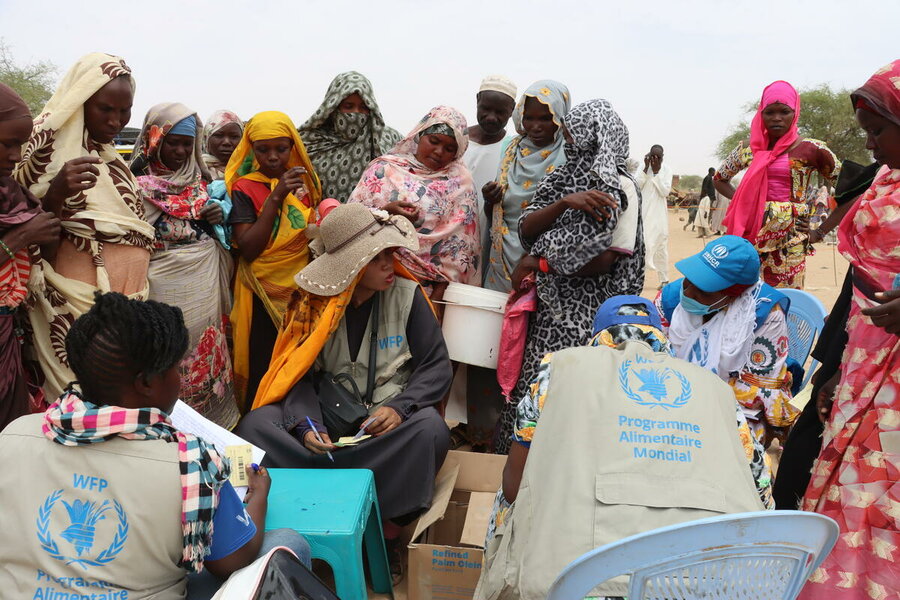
[1,48,899,598]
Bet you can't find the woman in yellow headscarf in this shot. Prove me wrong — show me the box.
[226,111,320,410]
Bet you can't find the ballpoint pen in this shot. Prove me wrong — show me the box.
[306,416,334,462]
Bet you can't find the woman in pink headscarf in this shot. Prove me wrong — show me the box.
[714,81,840,289]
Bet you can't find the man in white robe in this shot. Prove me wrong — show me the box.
[637,144,674,288]
[463,75,516,269]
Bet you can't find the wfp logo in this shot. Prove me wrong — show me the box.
[37,490,128,569]
[618,356,691,410]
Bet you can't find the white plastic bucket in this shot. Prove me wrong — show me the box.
[440,282,508,369]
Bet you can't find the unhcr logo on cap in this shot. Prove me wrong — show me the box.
[702,244,729,268]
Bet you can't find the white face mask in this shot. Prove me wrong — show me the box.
[333,112,369,139]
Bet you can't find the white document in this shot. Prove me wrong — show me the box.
[169,400,266,500]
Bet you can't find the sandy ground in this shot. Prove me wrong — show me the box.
[641,208,848,309]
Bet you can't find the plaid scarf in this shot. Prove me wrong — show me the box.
[42,389,230,573]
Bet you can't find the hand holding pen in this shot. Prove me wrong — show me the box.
[303,416,335,462]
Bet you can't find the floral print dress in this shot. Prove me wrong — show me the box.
[134,103,238,429]
[715,139,840,288]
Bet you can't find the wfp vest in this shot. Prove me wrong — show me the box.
[317,277,417,409]
[0,414,187,600]
[475,341,764,600]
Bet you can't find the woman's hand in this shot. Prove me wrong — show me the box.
[383,201,419,222]
[272,167,307,201]
[807,228,825,244]
[241,464,271,504]
[862,289,900,336]
[559,190,617,222]
[511,255,540,290]
[482,182,503,206]
[17,212,61,247]
[795,215,811,236]
[815,370,841,424]
[199,202,224,225]
[48,156,103,198]
[303,430,336,454]
[364,406,402,436]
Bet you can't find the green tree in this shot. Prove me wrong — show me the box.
[675,174,702,192]
[716,85,869,164]
[0,40,56,116]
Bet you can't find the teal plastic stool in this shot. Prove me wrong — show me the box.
[265,468,393,600]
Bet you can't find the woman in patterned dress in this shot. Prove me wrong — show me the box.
[131,103,238,428]
[226,111,321,409]
[14,53,155,400]
[495,99,645,453]
[714,81,840,289]
[800,59,900,600]
[299,72,401,203]
[347,106,481,299]
[0,83,61,429]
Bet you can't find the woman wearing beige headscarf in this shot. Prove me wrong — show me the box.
[15,53,155,399]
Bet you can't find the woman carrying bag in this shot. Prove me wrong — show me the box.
[236,202,452,538]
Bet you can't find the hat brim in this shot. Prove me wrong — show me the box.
[675,254,734,293]
[295,216,420,296]
[592,295,662,333]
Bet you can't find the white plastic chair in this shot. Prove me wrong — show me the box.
[545,511,838,600]
[780,288,828,392]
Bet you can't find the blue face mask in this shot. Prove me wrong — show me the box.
[679,285,727,316]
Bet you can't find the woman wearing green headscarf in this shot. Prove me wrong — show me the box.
[299,72,401,202]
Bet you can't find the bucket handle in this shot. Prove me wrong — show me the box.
[433,299,505,311]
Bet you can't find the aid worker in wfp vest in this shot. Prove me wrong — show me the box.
[475,295,764,600]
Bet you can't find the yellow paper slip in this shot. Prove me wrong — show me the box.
[226,444,254,487]
[335,435,372,447]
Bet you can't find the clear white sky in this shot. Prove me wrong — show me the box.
[1,0,896,175]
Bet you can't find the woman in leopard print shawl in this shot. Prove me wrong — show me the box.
[496,99,645,452]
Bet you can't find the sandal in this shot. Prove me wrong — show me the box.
[448,423,469,450]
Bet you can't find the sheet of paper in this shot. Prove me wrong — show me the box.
[334,434,372,447]
[169,400,266,500]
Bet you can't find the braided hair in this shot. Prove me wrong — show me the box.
[65,292,189,406]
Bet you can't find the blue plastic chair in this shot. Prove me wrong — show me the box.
[545,511,838,600]
[780,288,828,392]
[264,469,393,600]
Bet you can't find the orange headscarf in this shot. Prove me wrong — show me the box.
[227,111,322,408]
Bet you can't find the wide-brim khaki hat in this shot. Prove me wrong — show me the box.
[296,203,419,296]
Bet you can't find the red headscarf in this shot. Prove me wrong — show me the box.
[724,81,800,243]
[851,59,900,128]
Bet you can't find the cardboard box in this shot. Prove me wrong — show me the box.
[407,450,506,600]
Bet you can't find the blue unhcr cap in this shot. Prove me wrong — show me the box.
[592,295,662,334]
[674,235,760,293]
